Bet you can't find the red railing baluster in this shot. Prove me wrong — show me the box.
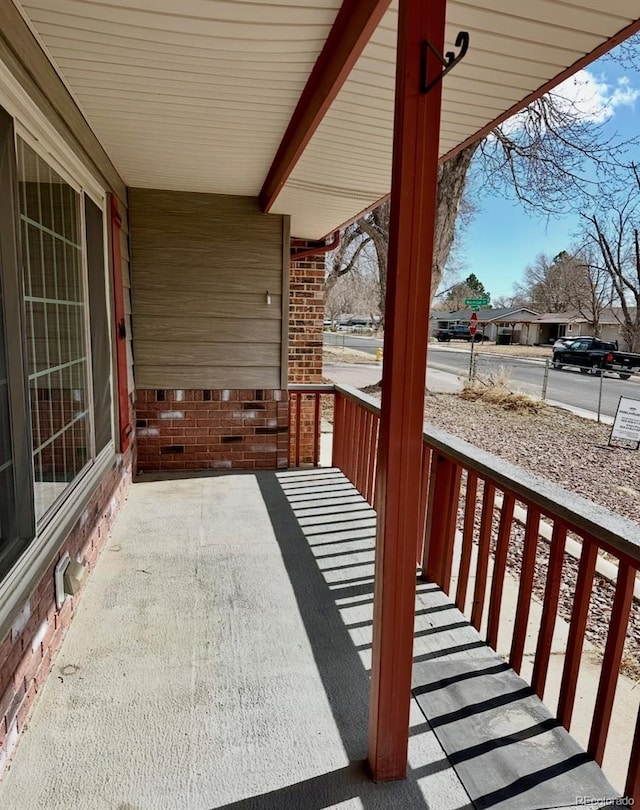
[350,401,359,488]
[287,392,294,467]
[341,397,350,476]
[471,481,496,631]
[624,705,640,804]
[345,398,353,480]
[557,538,598,729]
[510,505,540,674]
[356,405,367,492]
[347,398,357,482]
[295,392,302,468]
[588,560,635,764]
[531,520,567,699]
[417,444,431,568]
[367,413,379,507]
[373,413,380,507]
[455,470,477,613]
[332,393,345,469]
[362,411,373,503]
[313,393,321,467]
[486,491,515,649]
[422,454,461,593]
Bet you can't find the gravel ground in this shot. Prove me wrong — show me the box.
[359,385,640,524]
[422,391,640,523]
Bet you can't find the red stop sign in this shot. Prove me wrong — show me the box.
[469,312,478,336]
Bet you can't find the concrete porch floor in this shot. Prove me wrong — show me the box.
[0,469,617,809]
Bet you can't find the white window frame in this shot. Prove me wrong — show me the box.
[0,60,118,641]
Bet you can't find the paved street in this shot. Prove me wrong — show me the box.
[323,333,640,419]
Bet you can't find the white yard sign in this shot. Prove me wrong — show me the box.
[610,397,640,449]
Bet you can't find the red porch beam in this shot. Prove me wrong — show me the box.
[367,0,447,782]
[259,0,390,213]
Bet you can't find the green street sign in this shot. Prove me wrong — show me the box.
[465,298,489,306]
[471,306,480,312]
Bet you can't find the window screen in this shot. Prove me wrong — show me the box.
[17,138,92,521]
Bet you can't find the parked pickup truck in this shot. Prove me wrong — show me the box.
[436,324,485,342]
[552,336,640,379]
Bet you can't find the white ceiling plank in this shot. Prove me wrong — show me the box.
[16,0,640,238]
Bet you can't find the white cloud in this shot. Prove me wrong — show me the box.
[549,69,639,123]
[498,69,639,135]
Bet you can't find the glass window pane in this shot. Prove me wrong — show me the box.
[17,140,91,522]
[0,106,35,580]
[0,272,14,545]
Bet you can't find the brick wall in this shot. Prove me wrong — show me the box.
[289,240,327,464]
[135,388,289,473]
[289,240,325,385]
[0,448,133,777]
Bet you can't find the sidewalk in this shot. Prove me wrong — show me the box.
[324,362,463,394]
[324,362,615,425]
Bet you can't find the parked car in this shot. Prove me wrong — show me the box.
[552,336,577,349]
[552,336,640,379]
[436,324,485,343]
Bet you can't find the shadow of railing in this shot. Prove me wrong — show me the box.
[221,467,617,810]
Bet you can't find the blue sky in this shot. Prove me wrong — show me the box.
[454,45,640,302]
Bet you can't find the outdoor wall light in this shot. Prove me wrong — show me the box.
[266,290,272,305]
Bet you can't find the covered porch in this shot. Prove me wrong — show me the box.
[0,461,623,809]
[0,0,639,806]
[2,382,639,807]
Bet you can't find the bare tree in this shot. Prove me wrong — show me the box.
[329,58,638,314]
[325,201,389,326]
[564,248,614,336]
[325,265,380,324]
[580,166,640,351]
[514,252,574,312]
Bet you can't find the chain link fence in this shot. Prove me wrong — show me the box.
[468,350,640,423]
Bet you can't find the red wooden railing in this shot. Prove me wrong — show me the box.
[288,383,640,800]
[288,385,334,468]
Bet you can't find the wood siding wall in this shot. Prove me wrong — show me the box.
[129,189,288,390]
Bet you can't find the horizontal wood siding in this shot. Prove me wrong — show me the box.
[129,189,286,390]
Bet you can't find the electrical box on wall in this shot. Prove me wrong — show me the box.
[54,553,87,609]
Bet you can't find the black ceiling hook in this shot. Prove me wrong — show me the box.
[420,31,469,95]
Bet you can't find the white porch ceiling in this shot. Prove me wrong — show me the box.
[16,0,640,239]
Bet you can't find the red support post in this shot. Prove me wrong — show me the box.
[367,0,447,782]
